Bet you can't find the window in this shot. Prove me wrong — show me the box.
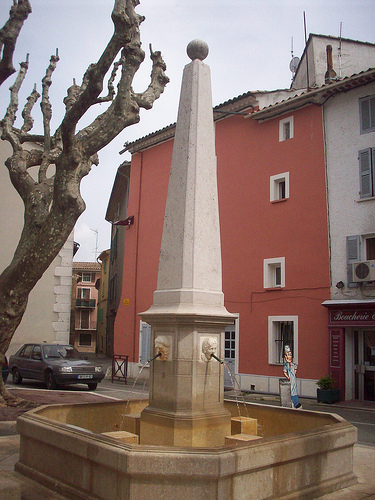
[139,321,151,364]
[346,234,375,285]
[111,230,118,263]
[360,95,375,134]
[78,288,90,299]
[346,235,361,286]
[268,316,298,365]
[79,333,92,346]
[80,309,90,329]
[82,273,92,283]
[225,327,236,360]
[358,148,375,198]
[109,274,117,304]
[366,237,375,260]
[279,116,294,141]
[270,172,289,202]
[264,257,285,288]
[32,345,42,361]
[20,345,33,359]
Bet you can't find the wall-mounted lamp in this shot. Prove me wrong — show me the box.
[335,281,345,289]
[112,215,134,227]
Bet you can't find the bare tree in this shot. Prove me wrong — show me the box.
[0,0,32,86]
[0,0,169,403]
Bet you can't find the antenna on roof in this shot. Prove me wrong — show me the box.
[289,36,300,82]
[338,22,343,78]
[303,11,310,91]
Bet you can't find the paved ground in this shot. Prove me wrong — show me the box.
[1,372,375,499]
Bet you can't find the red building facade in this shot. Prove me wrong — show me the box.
[114,96,331,398]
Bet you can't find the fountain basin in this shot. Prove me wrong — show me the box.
[16,399,357,500]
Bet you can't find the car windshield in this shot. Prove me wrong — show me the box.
[42,345,84,360]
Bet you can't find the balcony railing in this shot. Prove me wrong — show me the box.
[74,321,97,330]
[76,298,96,308]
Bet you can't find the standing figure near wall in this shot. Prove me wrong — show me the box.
[283,345,302,409]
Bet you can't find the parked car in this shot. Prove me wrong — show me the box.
[1,356,9,383]
[9,344,105,390]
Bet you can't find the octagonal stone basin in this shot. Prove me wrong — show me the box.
[16,399,357,500]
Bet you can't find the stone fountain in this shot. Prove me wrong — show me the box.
[15,41,357,499]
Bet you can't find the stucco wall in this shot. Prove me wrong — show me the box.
[0,140,73,356]
[324,82,375,299]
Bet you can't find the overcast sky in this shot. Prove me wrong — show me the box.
[1,0,375,261]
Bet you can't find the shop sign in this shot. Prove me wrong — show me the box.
[330,309,375,324]
[330,332,341,368]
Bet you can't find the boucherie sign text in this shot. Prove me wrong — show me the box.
[330,309,375,324]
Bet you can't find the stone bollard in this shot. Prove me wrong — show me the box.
[279,378,292,408]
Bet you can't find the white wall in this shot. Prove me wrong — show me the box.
[324,82,375,299]
[0,140,73,355]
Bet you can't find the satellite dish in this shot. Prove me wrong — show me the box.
[289,56,300,73]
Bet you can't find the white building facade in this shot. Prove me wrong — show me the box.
[323,78,375,401]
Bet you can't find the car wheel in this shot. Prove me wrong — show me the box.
[12,369,23,385]
[45,371,57,390]
[87,382,97,391]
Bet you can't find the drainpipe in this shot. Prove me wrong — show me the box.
[132,151,143,362]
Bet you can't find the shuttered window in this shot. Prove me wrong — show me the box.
[140,322,151,364]
[360,95,375,133]
[359,148,375,198]
[346,235,361,286]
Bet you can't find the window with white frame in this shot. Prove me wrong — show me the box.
[268,316,298,365]
[360,95,375,134]
[270,172,289,202]
[264,257,285,288]
[358,148,375,198]
[82,272,92,283]
[279,116,294,142]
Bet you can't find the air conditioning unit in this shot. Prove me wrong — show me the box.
[353,260,375,282]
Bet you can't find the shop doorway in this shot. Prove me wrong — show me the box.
[354,330,375,401]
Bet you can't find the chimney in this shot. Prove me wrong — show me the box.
[325,45,337,84]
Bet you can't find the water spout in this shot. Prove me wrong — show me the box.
[148,352,162,363]
[211,353,224,364]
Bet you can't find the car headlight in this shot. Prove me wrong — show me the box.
[95,366,102,372]
[60,366,73,373]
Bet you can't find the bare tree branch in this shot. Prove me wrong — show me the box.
[0,0,169,402]
[0,0,31,86]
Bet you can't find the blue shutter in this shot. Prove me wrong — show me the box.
[359,148,372,198]
[140,322,151,363]
[347,235,361,286]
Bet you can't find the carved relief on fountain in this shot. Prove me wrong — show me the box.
[154,335,171,361]
[200,336,218,362]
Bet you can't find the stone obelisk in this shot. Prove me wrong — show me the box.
[139,40,235,447]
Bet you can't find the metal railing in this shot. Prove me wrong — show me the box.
[76,299,96,308]
[111,354,129,384]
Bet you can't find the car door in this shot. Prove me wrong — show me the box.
[29,345,44,381]
[18,344,33,378]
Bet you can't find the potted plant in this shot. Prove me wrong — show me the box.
[316,375,341,404]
